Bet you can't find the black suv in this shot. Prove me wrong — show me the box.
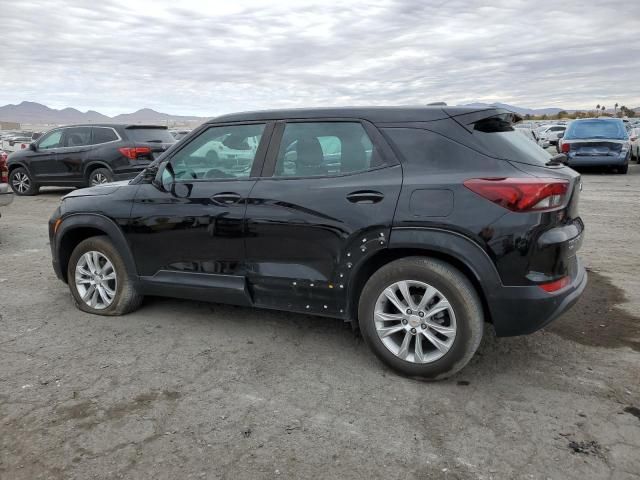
[48,107,587,379]
[8,124,175,195]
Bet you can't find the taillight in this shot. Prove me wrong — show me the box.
[119,147,151,160]
[463,177,569,212]
[561,142,570,154]
[538,276,570,292]
[0,153,7,183]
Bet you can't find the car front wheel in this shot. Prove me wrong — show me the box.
[67,236,143,315]
[358,257,484,380]
[9,167,39,196]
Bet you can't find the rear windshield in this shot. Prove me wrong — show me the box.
[126,128,176,144]
[471,116,552,166]
[565,120,627,140]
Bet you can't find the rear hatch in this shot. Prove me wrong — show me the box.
[447,109,584,286]
[124,126,176,162]
[568,140,624,156]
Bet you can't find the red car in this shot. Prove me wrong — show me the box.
[0,151,15,214]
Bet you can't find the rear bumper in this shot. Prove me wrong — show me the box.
[567,154,628,167]
[489,257,588,337]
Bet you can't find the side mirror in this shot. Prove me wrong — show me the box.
[557,132,564,139]
[29,142,37,151]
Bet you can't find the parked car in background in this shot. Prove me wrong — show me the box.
[0,151,14,215]
[537,124,566,146]
[515,127,549,149]
[629,127,640,162]
[1,134,33,153]
[7,124,175,195]
[48,106,586,379]
[558,118,630,173]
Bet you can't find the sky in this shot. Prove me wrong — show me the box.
[1,0,639,116]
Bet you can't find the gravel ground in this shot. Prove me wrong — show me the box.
[1,164,639,480]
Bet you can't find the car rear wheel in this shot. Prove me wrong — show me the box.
[358,257,484,380]
[88,168,113,186]
[9,167,39,196]
[67,236,143,316]
[618,163,629,174]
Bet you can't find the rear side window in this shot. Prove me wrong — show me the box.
[92,127,118,144]
[62,127,92,147]
[565,120,627,140]
[126,128,176,144]
[273,122,384,177]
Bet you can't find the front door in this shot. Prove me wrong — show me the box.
[29,128,64,182]
[244,120,402,316]
[126,122,273,302]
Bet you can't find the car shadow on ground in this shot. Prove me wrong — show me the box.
[132,270,638,383]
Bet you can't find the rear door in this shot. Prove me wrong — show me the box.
[244,120,402,316]
[55,126,93,184]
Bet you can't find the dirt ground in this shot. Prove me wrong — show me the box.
[1,164,639,480]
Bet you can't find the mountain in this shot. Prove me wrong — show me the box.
[0,101,206,125]
[458,102,563,116]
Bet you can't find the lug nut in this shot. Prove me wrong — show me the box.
[406,309,412,315]
[421,324,426,329]
[410,328,416,334]
[418,311,424,317]
[402,319,408,325]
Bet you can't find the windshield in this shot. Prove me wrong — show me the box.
[126,128,176,144]
[565,120,628,140]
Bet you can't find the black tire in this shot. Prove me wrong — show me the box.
[9,167,39,196]
[87,167,113,186]
[618,163,629,174]
[358,257,484,380]
[67,236,143,316]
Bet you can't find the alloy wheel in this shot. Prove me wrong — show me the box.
[12,172,30,193]
[91,173,109,185]
[374,280,457,363]
[75,251,117,310]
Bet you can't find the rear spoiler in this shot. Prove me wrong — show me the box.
[443,108,523,133]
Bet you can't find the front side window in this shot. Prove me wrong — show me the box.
[165,124,265,181]
[62,127,92,147]
[38,130,63,149]
[274,122,383,177]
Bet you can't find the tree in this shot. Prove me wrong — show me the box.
[596,104,600,117]
[558,110,568,118]
[615,102,619,114]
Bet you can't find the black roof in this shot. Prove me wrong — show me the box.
[210,106,509,124]
[46,124,168,129]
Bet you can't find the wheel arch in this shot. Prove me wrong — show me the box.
[55,213,137,283]
[8,161,30,175]
[347,227,502,328]
[83,161,112,181]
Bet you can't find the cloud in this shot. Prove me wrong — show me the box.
[1,0,639,115]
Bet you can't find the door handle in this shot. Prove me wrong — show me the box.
[211,192,242,205]
[346,190,385,204]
